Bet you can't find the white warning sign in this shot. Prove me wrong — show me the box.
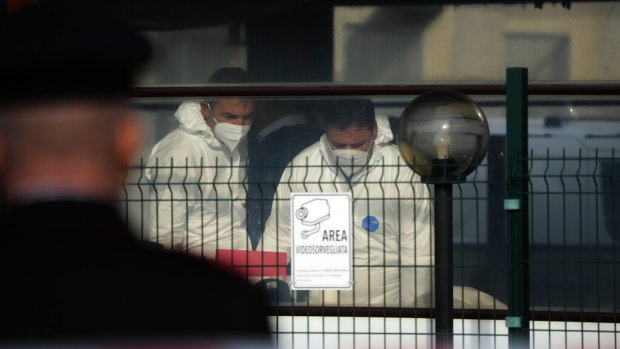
[290,193,352,290]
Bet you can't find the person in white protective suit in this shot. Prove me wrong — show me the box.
[145,68,255,258]
[260,99,434,307]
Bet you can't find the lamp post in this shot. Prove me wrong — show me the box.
[398,90,490,349]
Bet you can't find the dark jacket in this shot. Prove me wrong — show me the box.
[0,201,271,343]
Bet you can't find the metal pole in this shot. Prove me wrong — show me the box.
[506,67,530,349]
[434,182,453,349]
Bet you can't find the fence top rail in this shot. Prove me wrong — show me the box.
[133,83,620,98]
[268,305,620,323]
[266,307,620,323]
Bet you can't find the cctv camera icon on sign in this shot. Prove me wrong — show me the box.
[296,199,330,239]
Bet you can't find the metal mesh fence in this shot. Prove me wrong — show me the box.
[527,151,619,349]
[118,149,620,348]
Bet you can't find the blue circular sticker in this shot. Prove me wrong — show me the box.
[362,216,380,233]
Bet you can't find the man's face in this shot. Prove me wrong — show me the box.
[201,99,255,129]
[326,123,377,152]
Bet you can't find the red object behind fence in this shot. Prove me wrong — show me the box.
[215,249,288,281]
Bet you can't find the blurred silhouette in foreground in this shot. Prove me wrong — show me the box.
[0,4,271,345]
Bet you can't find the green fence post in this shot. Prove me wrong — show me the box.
[505,67,530,349]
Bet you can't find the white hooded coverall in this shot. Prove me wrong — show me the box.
[145,101,250,258]
[260,116,433,307]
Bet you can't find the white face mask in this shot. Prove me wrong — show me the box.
[213,122,250,151]
[208,106,251,151]
[332,148,370,178]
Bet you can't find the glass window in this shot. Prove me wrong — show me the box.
[138,2,620,85]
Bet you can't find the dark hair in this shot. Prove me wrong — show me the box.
[324,99,375,130]
[208,67,254,84]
